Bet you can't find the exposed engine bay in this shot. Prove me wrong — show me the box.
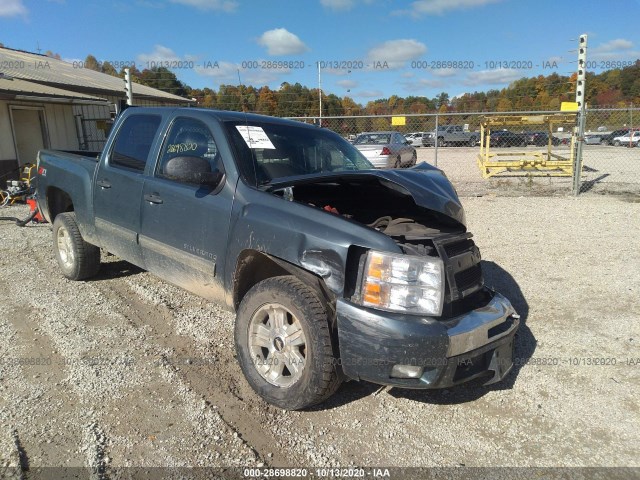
[268,173,487,317]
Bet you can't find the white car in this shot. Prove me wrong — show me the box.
[612,131,640,146]
[405,132,425,147]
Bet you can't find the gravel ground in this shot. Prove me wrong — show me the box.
[0,194,639,476]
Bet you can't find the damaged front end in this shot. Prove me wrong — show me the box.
[263,164,519,389]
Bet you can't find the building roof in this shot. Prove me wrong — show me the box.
[0,75,107,102]
[0,47,191,104]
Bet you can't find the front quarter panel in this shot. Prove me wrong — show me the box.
[224,181,400,305]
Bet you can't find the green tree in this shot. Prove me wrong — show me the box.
[139,67,187,96]
[84,54,101,71]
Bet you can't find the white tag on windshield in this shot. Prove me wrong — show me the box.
[235,126,276,149]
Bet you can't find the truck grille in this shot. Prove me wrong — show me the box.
[432,233,484,306]
[444,239,475,258]
[454,264,483,294]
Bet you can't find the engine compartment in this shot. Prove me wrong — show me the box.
[269,175,487,317]
[273,176,466,240]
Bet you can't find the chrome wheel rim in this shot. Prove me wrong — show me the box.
[56,226,74,269]
[248,303,307,388]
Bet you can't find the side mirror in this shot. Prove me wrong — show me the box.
[163,155,223,188]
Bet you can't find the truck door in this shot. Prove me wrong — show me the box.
[93,113,163,267]
[452,126,463,143]
[139,116,233,302]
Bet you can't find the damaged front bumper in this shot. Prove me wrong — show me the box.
[336,289,519,389]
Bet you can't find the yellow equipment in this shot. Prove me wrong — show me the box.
[477,114,577,178]
[0,163,37,206]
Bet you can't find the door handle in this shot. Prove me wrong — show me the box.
[144,193,163,205]
[96,179,111,189]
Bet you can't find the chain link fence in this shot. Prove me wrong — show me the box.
[289,107,640,197]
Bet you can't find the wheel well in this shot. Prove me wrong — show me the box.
[47,187,74,222]
[232,250,334,313]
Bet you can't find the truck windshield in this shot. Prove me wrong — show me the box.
[223,120,373,186]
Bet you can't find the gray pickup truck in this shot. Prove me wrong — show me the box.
[422,125,479,147]
[36,107,519,410]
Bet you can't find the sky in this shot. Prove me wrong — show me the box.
[1,0,639,104]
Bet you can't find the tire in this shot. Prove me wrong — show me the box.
[394,156,402,168]
[613,140,621,146]
[411,150,417,166]
[52,212,101,280]
[437,137,445,147]
[468,137,477,147]
[234,276,341,410]
[600,139,609,146]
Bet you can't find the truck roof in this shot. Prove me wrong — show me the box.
[122,106,320,130]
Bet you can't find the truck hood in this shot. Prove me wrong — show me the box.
[265,162,466,227]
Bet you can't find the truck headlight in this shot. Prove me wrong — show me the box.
[358,251,444,316]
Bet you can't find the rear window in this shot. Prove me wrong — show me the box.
[110,114,162,172]
[354,134,391,145]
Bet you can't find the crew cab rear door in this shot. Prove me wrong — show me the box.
[94,113,163,267]
[139,114,233,302]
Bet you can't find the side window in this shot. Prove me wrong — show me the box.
[110,114,161,172]
[157,117,221,180]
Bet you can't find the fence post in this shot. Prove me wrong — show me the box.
[434,112,439,167]
[572,34,588,195]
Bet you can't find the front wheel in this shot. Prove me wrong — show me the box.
[613,140,621,146]
[235,276,341,410]
[52,212,101,280]
[437,137,445,147]
[468,137,478,147]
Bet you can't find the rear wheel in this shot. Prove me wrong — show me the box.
[52,212,100,280]
[394,156,402,168]
[613,140,621,146]
[235,276,341,410]
[437,137,445,147]
[468,137,477,147]
[411,150,417,166]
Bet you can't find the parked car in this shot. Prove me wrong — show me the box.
[489,130,528,147]
[36,107,518,410]
[405,132,425,147]
[422,125,479,147]
[526,131,561,146]
[584,134,602,145]
[612,131,640,146]
[353,131,417,168]
[599,129,634,145]
[421,131,436,147]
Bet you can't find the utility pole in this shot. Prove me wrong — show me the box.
[124,68,133,106]
[572,34,587,195]
[318,62,322,127]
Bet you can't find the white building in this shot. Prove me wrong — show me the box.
[0,47,192,179]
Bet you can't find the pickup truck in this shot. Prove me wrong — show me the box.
[422,125,479,147]
[36,107,519,410]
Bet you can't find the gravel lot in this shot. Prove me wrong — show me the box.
[0,193,639,476]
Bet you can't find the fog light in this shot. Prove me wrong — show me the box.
[390,364,424,379]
